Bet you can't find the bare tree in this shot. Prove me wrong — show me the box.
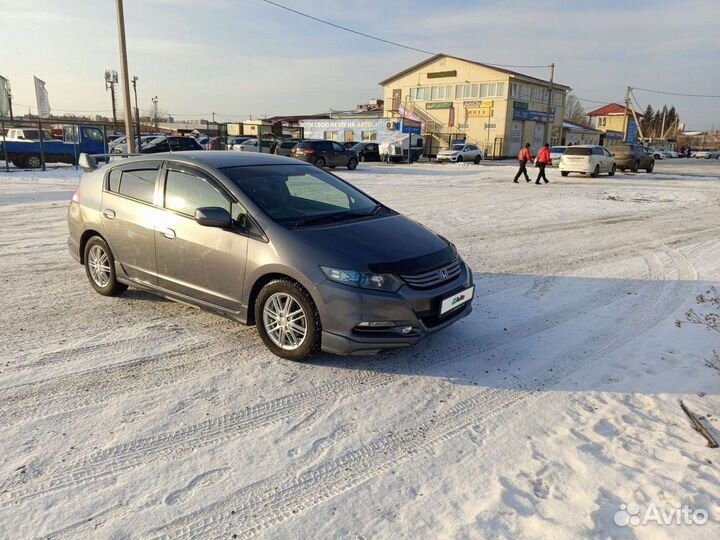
[565,93,588,126]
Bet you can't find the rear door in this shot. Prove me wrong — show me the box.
[154,162,248,310]
[100,161,163,285]
[331,142,348,166]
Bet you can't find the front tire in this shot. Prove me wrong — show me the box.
[84,236,127,296]
[347,157,358,170]
[646,162,654,173]
[25,153,42,169]
[474,155,481,164]
[631,160,639,173]
[255,280,321,361]
[456,155,463,163]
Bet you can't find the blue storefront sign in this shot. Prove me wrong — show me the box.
[626,117,638,143]
[512,108,555,122]
[401,122,421,135]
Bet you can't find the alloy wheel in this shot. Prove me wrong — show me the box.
[262,292,307,350]
[87,245,111,288]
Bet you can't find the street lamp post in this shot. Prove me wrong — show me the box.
[151,96,159,130]
[114,0,135,153]
[131,76,141,151]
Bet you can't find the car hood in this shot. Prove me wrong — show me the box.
[293,214,454,273]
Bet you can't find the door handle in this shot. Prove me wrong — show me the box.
[102,209,116,219]
[160,227,176,240]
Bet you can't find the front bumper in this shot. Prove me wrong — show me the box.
[315,261,474,355]
[436,154,459,162]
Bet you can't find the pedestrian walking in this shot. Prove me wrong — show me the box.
[535,143,551,184]
[513,143,532,183]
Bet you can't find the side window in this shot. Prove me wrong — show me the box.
[591,147,603,156]
[107,168,122,192]
[118,168,158,204]
[164,169,229,217]
[319,142,333,152]
[81,127,104,143]
[331,142,345,153]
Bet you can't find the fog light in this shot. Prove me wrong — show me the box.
[400,326,413,334]
[357,321,395,328]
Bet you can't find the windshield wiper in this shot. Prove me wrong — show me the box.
[291,205,384,227]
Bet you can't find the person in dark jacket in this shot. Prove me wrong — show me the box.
[535,143,551,184]
[513,143,532,183]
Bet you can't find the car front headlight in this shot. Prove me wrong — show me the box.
[320,266,402,292]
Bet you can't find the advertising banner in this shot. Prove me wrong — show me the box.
[0,75,10,117]
[34,76,51,118]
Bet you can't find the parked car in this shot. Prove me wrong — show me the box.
[3,128,56,141]
[69,151,473,360]
[235,138,277,153]
[0,125,106,168]
[274,140,300,157]
[650,147,665,160]
[111,135,161,154]
[349,142,381,162]
[609,143,655,172]
[291,140,359,170]
[139,136,203,154]
[695,148,720,159]
[228,136,253,150]
[550,145,567,167]
[559,145,616,177]
[436,143,482,164]
[343,142,357,150]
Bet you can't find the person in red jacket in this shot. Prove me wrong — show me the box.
[535,143,551,184]
[513,143,533,183]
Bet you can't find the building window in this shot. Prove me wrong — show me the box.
[552,91,564,107]
[361,131,377,141]
[455,84,479,99]
[409,87,430,101]
[344,130,355,142]
[430,85,452,100]
[323,130,339,141]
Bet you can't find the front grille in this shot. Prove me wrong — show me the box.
[400,258,461,289]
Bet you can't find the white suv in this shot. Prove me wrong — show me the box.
[559,145,616,177]
[436,143,483,164]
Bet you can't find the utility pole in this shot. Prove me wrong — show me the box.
[660,107,667,145]
[545,62,555,145]
[151,96,159,130]
[7,80,13,122]
[115,0,135,153]
[131,76,141,151]
[621,86,631,142]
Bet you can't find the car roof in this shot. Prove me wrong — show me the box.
[121,150,300,168]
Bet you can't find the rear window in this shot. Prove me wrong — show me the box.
[564,147,591,156]
[280,141,298,149]
[297,141,315,149]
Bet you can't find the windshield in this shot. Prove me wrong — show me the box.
[564,147,591,156]
[350,143,365,151]
[222,164,379,225]
[452,144,465,151]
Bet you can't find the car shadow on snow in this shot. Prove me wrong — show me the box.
[308,272,718,396]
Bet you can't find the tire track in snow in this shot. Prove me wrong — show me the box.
[0,261,657,507]
[145,253,692,540]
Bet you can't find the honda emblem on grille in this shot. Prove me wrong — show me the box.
[440,269,449,280]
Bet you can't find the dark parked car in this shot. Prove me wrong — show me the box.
[291,140,359,170]
[349,142,381,162]
[274,140,299,157]
[69,151,473,360]
[610,143,655,172]
[140,136,203,154]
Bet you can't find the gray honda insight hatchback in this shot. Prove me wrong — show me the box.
[68,151,474,360]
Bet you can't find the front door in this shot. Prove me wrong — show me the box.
[100,161,163,285]
[331,142,347,167]
[155,163,248,310]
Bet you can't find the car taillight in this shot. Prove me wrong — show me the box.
[305,148,316,155]
[290,148,296,155]
[72,187,80,203]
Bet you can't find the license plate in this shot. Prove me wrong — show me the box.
[440,286,474,315]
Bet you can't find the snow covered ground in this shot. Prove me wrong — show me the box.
[0,158,719,539]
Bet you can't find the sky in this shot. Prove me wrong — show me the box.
[1,0,719,129]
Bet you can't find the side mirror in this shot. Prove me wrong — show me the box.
[611,153,615,157]
[78,153,98,172]
[195,207,231,228]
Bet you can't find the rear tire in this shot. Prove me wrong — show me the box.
[255,279,321,361]
[25,153,42,169]
[591,165,600,178]
[474,155,481,164]
[83,236,127,297]
[561,171,569,177]
[608,164,617,176]
[314,157,326,168]
[347,157,358,170]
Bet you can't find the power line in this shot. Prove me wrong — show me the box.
[259,0,550,69]
[632,87,720,99]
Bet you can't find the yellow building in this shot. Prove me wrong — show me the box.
[379,54,570,158]
[586,103,641,146]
